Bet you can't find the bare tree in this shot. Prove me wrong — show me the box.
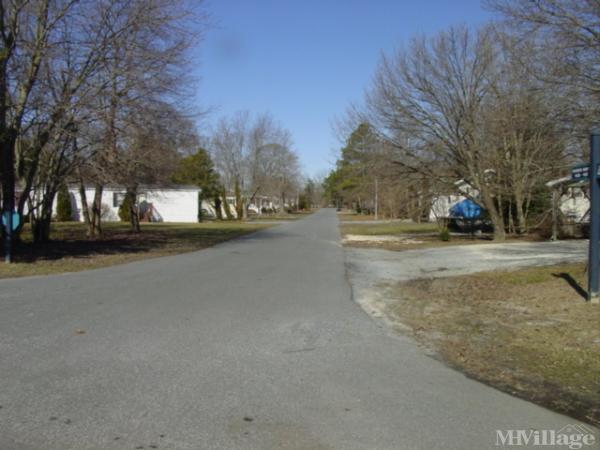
[0,1,107,252]
[489,0,600,99]
[363,26,512,237]
[76,0,203,235]
[488,0,600,166]
[210,111,299,217]
[0,0,204,256]
[345,24,571,236]
[210,111,249,219]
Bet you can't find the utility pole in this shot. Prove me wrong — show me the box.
[374,178,379,221]
[588,129,600,303]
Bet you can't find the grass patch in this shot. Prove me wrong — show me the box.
[382,263,600,425]
[341,221,438,236]
[0,221,272,279]
[339,218,549,251]
[248,210,313,221]
[337,211,377,221]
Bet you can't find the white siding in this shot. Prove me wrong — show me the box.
[54,186,200,223]
[57,187,121,222]
[144,190,199,223]
[429,194,465,221]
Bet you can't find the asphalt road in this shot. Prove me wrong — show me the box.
[0,209,596,450]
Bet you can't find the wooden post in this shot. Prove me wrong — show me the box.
[551,189,558,241]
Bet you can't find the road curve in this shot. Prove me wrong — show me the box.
[0,209,594,450]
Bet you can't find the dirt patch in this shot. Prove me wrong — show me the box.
[342,234,424,245]
[381,263,600,426]
[339,220,548,251]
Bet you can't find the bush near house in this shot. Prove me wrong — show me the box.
[55,184,73,221]
[118,192,134,222]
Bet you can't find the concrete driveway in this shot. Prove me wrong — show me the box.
[0,209,596,449]
[345,240,588,322]
[345,238,588,286]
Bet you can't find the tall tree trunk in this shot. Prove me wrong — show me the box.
[197,192,203,223]
[0,132,16,261]
[234,178,243,220]
[213,195,223,220]
[514,191,528,234]
[480,190,506,241]
[32,209,51,244]
[90,183,103,238]
[78,180,93,237]
[32,185,58,244]
[280,192,286,213]
[507,198,515,235]
[126,186,140,233]
[222,188,233,220]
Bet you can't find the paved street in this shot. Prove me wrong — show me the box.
[0,209,596,450]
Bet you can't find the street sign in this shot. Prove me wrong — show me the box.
[588,130,600,304]
[1,211,20,232]
[572,164,590,181]
[571,162,600,181]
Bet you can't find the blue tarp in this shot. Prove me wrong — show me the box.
[449,199,482,219]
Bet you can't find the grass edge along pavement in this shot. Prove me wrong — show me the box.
[380,263,600,426]
[0,221,273,279]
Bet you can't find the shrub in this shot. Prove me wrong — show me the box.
[439,228,451,241]
[118,192,134,222]
[298,194,309,210]
[55,184,73,221]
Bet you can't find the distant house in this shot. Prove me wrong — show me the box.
[201,194,285,219]
[546,176,589,223]
[248,195,279,214]
[429,179,480,222]
[559,184,589,223]
[55,185,203,223]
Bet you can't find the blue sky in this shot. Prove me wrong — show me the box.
[194,0,493,177]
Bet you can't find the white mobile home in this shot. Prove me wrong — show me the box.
[429,180,479,221]
[57,185,202,223]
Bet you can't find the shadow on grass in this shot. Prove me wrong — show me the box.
[552,272,588,300]
[2,226,260,264]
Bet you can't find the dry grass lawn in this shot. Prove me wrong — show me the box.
[341,221,439,236]
[337,211,378,221]
[339,218,547,251]
[249,210,313,221]
[0,221,272,279]
[382,263,600,426]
